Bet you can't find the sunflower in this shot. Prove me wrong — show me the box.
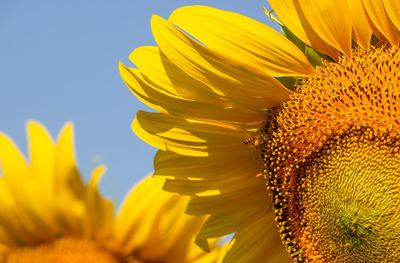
[120,1,400,262]
[0,121,224,263]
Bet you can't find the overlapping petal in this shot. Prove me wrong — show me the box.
[269,0,341,59]
[120,47,274,122]
[150,15,292,107]
[120,2,400,262]
[0,122,224,262]
[112,176,221,263]
[224,211,288,263]
[363,0,400,45]
[168,5,314,76]
[349,0,372,47]
[132,111,254,157]
[383,0,400,33]
[85,165,114,243]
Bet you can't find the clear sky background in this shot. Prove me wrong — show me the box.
[0,0,278,205]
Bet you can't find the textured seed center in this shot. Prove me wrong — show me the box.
[299,132,400,262]
[263,45,400,262]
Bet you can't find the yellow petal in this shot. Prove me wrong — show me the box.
[0,132,29,180]
[224,210,289,263]
[269,0,341,59]
[169,5,314,76]
[0,178,31,246]
[382,0,400,33]
[120,60,266,122]
[55,123,84,196]
[362,0,400,45]
[154,150,257,181]
[163,172,260,196]
[150,15,292,107]
[297,0,352,56]
[130,46,287,115]
[85,165,114,243]
[53,123,86,235]
[0,128,55,242]
[113,176,178,254]
[113,176,205,263]
[27,121,55,197]
[348,0,372,47]
[119,61,170,114]
[138,196,203,263]
[190,244,226,263]
[132,111,253,157]
[0,225,17,248]
[186,181,266,215]
[197,201,265,239]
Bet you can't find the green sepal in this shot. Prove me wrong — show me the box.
[248,128,260,133]
[276,76,297,90]
[264,7,328,68]
[304,45,323,67]
[370,34,379,46]
[281,25,305,53]
[281,25,324,68]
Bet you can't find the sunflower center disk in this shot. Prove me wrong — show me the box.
[5,237,122,263]
[264,45,400,262]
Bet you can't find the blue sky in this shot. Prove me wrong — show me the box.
[0,0,278,204]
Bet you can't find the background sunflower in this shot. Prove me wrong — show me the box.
[0,121,224,262]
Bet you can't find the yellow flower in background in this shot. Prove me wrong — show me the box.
[0,121,223,263]
[120,1,400,262]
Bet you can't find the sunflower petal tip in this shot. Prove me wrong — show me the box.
[61,121,74,133]
[150,14,164,24]
[25,120,45,134]
[90,165,107,184]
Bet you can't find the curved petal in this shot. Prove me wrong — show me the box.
[160,147,263,194]
[130,46,289,112]
[113,176,206,263]
[362,0,400,45]
[186,183,266,215]
[132,111,253,157]
[348,0,372,47]
[168,5,314,76]
[223,210,289,263]
[154,150,258,181]
[27,121,55,197]
[190,244,226,263]
[190,177,268,240]
[55,122,84,194]
[112,176,170,254]
[120,52,269,122]
[150,15,292,107]
[0,132,29,180]
[269,0,340,59]
[0,178,33,246]
[0,128,56,242]
[85,165,114,243]
[382,0,400,33]
[297,0,352,56]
